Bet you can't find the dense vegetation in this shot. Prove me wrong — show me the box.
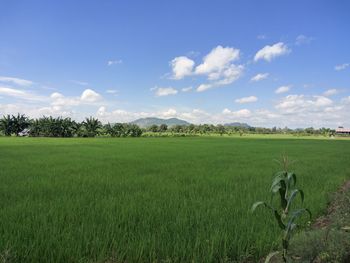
[0,114,142,137]
[0,114,339,138]
[0,137,349,262]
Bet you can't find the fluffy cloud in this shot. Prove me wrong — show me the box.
[196,64,244,92]
[80,89,102,102]
[107,60,122,66]
[0,76,33,87]
[170,56,195,79]
[169,46,244,92]
[295,35,313,45]
[196,84,213,92]
[181,86,193,92]
[195,46,240,75]
[254,42,290,62]
[323,89,338,96]
[275,85,291,94]
[222,108,252,118]
[153,87,178,97]
[0,85,45,101]
[235,96,258,104]
[334,63,349,71]
[276,95,332,114]
[341,96,350,104]
[250,73,269,82]
[106,89,118,94]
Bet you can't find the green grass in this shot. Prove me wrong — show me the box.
[0,137,349,262]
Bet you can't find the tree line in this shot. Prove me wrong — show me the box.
[144,123,335,137]
[0,114,142,137]
[0,114,337,137]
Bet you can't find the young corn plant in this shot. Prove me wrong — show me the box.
[252,155,312,263]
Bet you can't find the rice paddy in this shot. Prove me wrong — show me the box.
[0,137,349,262]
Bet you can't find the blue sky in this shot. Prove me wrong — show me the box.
[0,0,349,128]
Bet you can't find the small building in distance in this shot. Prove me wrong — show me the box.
[335,126,350,135]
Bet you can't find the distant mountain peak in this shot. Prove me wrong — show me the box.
[130,117,190,128]
[224,122,250,128]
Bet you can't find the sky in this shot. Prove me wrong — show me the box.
[0,0,349,128]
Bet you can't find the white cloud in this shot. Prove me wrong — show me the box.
[323,89,338,96]
[0,85,45,101]
[181,86,193,92]
[107,60,122,66]
[162,108,177,118]
[80,89,102,102]
[196,83,213,92]
[50,92,64,100]
[168,45,243,93]
[250,73,269,82]
[275,85,291,94]
[0,76,33,87]
[254,42,290,62]
[334,63,349,71]
[276,94,333,114]
[295,35,313,45]
[170,56,195,79]
[341,96,350,104]
[50,93,80,107]
[195,45,240,75]
[196,64,244,92]
[222,108,252,118]
[106,89,118,94]
[0,86,27,97]
[153,87,178,97]
[235,96,258,104]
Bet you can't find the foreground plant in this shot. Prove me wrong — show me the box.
[252,155,311,263]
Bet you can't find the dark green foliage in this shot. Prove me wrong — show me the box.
[11,114,30,136]
[0,115,13,136]
[159,123,168,132]
[29,116,77,137]
[82,117,102,137]
[0,114,29,136]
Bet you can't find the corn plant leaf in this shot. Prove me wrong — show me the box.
[285,189,304,212]
[264,251,280,263]
[286,208,312,232]
[287,172,297,186]
[251,201,274,213]
[274,210,286,230]
[278,180,288,210]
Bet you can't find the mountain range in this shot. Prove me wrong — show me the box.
[130,117,190,128]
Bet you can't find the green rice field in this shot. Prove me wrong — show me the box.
[0,137,349,262]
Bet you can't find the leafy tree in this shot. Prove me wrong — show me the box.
[0,115,13,136]
[127,124,143,137]
[216,124,225,136]
[82,117,102,137]
[159,124,168,132]
[148,124,159,132]
[11,114,30,136]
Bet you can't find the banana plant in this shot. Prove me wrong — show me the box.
[252,155,311,263]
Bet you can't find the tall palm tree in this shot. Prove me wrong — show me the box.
[0,115,13,136]
[82,117,102,137]
[11,113,30,136]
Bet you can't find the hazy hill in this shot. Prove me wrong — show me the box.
[130,117,190,128]
[224,122,251,128]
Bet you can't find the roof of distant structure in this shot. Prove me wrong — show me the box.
[335,127,350,132]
